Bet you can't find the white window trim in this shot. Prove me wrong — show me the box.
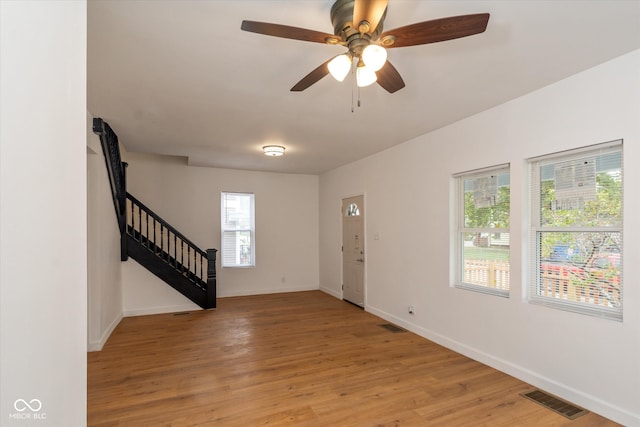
[528,140,623,321]
[454,163,510,297]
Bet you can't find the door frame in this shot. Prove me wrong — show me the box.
[341,193,367,308]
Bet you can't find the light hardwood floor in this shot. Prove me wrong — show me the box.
[88,291,619,426]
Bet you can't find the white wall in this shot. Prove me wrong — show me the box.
[121,152,320,313]
[0,1,87,425]
[319,50,640,425]
[87,114,124,350]
[122,258,201,316]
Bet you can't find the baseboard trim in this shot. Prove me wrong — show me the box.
[319,286,341,299]
[364,304,639,427]
[88,311,123,352]
[124,303,201,317]
[218,285,319,298]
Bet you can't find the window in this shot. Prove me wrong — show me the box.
[345,202,360,216]
[529,141,622,320]
[455,164,510,296]
[221,192,255,267]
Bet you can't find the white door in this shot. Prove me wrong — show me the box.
[342,195,365,307]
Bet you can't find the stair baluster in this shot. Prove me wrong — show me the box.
[180,240,184,273]
[138,205,142,243]
[153,216,156,252]
[145,211,149,249]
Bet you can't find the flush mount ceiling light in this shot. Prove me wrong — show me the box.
[263,145,285,156]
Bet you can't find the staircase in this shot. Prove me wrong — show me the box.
[93,118,217,309]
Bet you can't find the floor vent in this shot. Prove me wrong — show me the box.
[173,312,191,316]
[379,323,406,333]
[521,389,588,420]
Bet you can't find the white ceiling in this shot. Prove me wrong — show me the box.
[87,0,640,175]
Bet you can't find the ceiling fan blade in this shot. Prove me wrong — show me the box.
[376,61,405,93]
[291,59,332,92]
[241,21,339,44]
[381,13,490,48]
[353,0,388,34]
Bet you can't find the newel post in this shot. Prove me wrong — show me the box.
[206,249,218,309]
[120,162,129,261]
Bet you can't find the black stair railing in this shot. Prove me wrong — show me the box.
[126,193,208,285]
[126,193,217,308]
[93,118,128,259]
[93,117,217,309]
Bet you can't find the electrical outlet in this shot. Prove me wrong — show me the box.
[408,305,415,315]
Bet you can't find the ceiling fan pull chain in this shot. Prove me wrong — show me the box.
[351,68,355,113]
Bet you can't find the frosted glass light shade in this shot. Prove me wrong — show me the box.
[356,65,377,87]
[263,145,285,156]
[362,44,387,71]
[328,54,352,82]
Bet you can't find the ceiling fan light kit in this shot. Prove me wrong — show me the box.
[328,53,353,81]
[241,0,490,94]
[263,145,285,156]
[356,63,377,87]
[361,44,387,71]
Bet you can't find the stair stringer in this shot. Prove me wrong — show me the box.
[126,234,209,309]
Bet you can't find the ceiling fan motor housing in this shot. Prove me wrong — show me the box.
[330,0,386,55]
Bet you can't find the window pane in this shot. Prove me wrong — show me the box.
[462,232,510,290]
[345,203,360,217]
[536,231,621,309]
[223,230,253,267]
[222,193,253,230]
[463,172,510,228]
[540,151,622,228]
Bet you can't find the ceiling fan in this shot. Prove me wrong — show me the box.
[241,0,490,93]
